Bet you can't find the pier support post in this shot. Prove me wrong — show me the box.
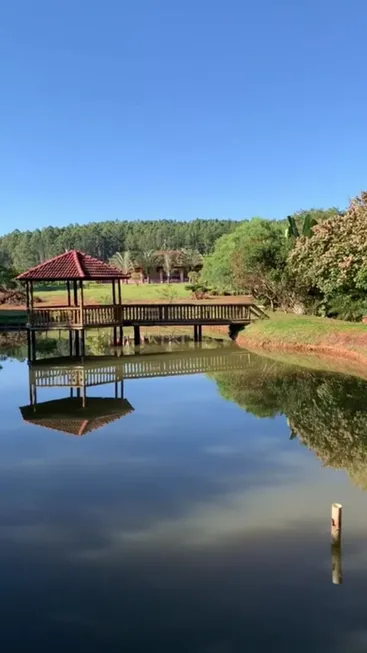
[30,330,36,362]
[80,329,85,357]
[119,326,123,346]
[74,330,80,357]
[27,329,31,361]
[68,330,73,356]
[134,325,141,346]
[194,325,198,342]
[197,325,202,342]
[112,327,118,347]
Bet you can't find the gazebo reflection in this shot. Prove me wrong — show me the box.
[20,361,134,437]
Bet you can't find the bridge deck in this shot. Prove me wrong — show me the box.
[28,302,267,330]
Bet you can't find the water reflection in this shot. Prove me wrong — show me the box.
[19,343,250,436]
[212,355,367,490]
[3,335,367,649]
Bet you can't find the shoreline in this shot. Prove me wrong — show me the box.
[236,334,367,366]
[206,314,367,378]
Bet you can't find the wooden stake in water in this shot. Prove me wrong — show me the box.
[331,503,342,585]
[331,503,342,544]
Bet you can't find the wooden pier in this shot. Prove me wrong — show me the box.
[28,302,265,330]
[16,249,267,358]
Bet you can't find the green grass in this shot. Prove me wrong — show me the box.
[241,312,367,354]
[35,282,191,304]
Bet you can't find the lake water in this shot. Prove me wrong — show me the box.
[1,333,367,652]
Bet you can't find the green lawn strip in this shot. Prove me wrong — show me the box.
[242,313,367,346]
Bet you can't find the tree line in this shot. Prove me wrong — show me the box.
[0,218,239,271]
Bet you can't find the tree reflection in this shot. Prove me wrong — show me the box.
[213,357,367,489]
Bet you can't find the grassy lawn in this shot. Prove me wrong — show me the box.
[34,282,191,305]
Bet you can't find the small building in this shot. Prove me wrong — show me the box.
[132,250,202,284]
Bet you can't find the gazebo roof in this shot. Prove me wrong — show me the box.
[17,250,129,281]
[20,397,134,436]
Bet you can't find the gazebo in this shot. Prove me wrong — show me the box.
[17,250,129,358]
[17,249,129,314]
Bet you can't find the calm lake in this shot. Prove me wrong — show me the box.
[1,332,367,652]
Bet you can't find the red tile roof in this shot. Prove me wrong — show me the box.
[17,250,129,281]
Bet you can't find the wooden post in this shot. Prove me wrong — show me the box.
[112,280,117,345]
[29,372,34,405]
[75,330,80,357]
[79,280,84,328]
[73,280,78,307]
[31,330,36,361]
[134,325,141,346]
[120,379,124,398]
[68,330,73,356]
[30,281,34,310]
[80,329,85,357]
[194,325,198,342]
[198,325,202,342]
[332,541,342,585]
[115,381,118,399]
[67,280,71,307]
[331,503,342,544]
[118,279,123,344]
[27,329,32,361]
[31,384,37,406]
[25,282,30,326]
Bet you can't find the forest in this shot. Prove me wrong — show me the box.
[0,218,238,270]
[2,192,367,322]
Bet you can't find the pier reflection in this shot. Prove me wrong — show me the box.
[19,346,251,436]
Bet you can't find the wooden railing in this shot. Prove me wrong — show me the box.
[30,350,253,386]
[30,307,81,328]
[29,303,266,329]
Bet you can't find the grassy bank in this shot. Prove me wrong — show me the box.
[239,313,367,363]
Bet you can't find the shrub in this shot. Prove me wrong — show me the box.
[327,294,367,322]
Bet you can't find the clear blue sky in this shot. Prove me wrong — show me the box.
[1,0,366,235]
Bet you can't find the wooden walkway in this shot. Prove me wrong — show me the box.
[29,349,252,386]
[28,302,266,330]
